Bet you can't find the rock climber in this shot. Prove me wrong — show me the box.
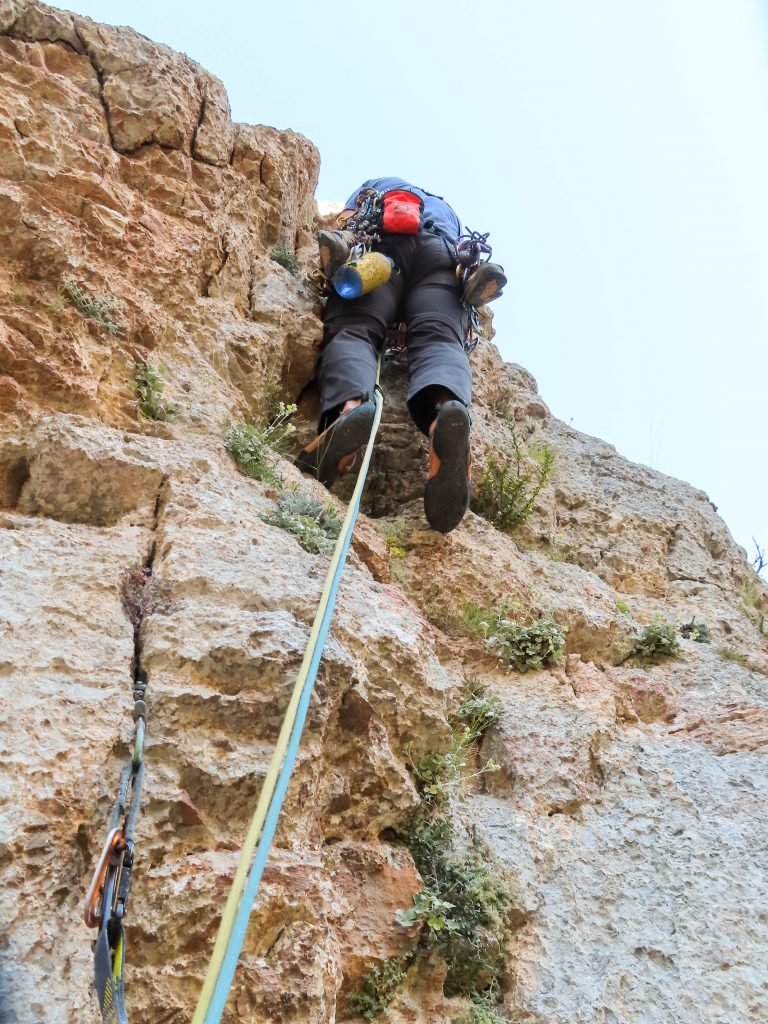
[295,176,506,534]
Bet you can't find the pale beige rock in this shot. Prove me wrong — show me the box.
[1,5,767,1024]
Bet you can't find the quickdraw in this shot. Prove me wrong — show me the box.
[456,228,493,279]
[85,658,148,1024]
[456,229,495,353]
[338,187,385,254]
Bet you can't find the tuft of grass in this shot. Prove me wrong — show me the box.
[493,617,566,673]
[389,560,412,587]
[270,244,300,277]
[615,599,630,615]
[10,285,67,318]
[349,957,409,1021]
[224,402,297,486]
[717,645,748,665]
[261,489,341,555]
[742,579,761,608]
[61,274,126,335]
[679,619,711,643]
[432,598,518,640]
[133,361,176,421]
[472,427,555,533]
[633,618,681,662]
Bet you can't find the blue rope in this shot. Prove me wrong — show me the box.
[203,385,382,1023]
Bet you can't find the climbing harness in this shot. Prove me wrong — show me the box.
[84,663,148,1024]
[85,370,384,1024]
[384,321,408,363]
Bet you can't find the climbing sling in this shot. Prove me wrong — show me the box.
[85,376,384,1024]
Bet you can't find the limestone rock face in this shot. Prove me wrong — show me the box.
[1,6,768,1024]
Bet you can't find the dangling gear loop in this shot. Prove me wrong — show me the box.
[454,227,507,351]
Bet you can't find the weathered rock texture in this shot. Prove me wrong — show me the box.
[1,5,768,1024]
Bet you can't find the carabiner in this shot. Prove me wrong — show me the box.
[84,827,126,928]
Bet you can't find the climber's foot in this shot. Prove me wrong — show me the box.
[462,262,507,307]
[317,230,352,279]
[294,399,376,486]
[424,400,472,534]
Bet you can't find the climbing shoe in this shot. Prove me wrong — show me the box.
[317,230,354,279]
[294,399,376,486]
[462,262,507,307]
[424,400,472,534]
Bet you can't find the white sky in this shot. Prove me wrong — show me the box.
[61,1,768,560]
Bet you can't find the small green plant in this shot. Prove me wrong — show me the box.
[61,274,126,335]
[224,403,297,486]
[349,957,409,1021]
[742,579,761,608]
[633,618,681,661]
[472,427,555,533]
[389,560,412,587]
[397,815,518,998]
[679,619,711,643]
[454,680,503,742]
[261,489,341,555]
[409,730,500,806]
[261,377,287,425]
[395,889,458,932]
[378,517,409,559]
[492,617,566,673]
[270,243,300,277]
[615,599,630,615]
[133,361,177,421]
[717,645,748,665]
[461,983,521,1024]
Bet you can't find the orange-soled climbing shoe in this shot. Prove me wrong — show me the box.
[462,262,507,307]
[294,399,376,486]
[424,400,472,534]
[317,230,353,279]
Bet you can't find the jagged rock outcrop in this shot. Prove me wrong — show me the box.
[1,5,767,1024]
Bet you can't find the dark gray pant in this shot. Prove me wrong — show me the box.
[318,233,472,435]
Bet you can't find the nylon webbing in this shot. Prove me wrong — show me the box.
[192,374,384,1024]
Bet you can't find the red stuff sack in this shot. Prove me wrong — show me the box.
[382,190,423,234]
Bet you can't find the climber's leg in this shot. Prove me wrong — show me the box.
[400,240,472,437]
[399,236,473,532]
[295,273,402,485]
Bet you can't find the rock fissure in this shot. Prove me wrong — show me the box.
[72,24,117,151]
[191,89,207,159]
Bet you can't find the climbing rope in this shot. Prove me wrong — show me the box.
[86,369,384,1023]
[193,374,383,1024]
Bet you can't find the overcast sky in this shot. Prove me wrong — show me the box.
[63,0,768,561]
